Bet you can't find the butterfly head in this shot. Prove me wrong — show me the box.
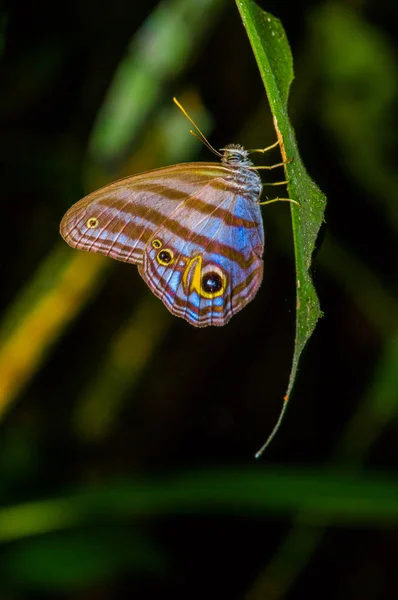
[220,144,253,167]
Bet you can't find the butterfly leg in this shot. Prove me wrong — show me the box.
[250,142,293,167]
[262,181,288,186]
[249,140,280,154]
[260,197,300,207]
[254,161,290,171]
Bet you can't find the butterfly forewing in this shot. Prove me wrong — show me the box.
[60,164,230,265]
[60,151,264,327]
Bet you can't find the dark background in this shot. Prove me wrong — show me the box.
[1,0,398,598]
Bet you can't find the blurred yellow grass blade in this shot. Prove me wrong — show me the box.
[0,0,223,422]
[0,94,211,423]
[73,295,171,441]
[0,249,107,418]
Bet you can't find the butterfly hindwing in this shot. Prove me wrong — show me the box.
[139,177,264,326]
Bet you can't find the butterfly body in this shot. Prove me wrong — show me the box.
[60,144,264,327]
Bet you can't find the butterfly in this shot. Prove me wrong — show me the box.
[60,99,292,327]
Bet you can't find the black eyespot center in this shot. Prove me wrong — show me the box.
[158,250,173,264]
[201,272,223,294]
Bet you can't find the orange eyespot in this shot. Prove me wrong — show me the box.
[86,217,99,229]
[152,239,162,249]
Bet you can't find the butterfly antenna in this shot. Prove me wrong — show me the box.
[254,393,290,459]
[189,129,220,155]
[173,97,221,158]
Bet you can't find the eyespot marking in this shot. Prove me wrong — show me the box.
[152,239,162,249]
[157,249,174,266]
[86,217,99,229]
[182,257,227,299]
[202,272,223,294]
[200,264,226,299]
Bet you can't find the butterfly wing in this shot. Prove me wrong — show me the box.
[60,164,226,264]
[60,163,264,326]
[139,176,264,326]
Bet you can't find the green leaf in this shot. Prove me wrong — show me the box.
[235,1,326,455]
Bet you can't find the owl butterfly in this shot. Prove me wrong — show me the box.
[60,99,294,327]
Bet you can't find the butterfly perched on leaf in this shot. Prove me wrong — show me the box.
[60,99,293,327]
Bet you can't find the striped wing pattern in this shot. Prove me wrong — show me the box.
[60,158,264,326]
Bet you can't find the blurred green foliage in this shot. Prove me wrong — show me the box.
[0,0,397,599]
